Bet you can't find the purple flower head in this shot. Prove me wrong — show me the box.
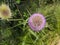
[28,13,46,32]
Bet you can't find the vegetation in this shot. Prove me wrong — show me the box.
[0,0,60,45]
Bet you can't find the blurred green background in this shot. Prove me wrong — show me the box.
[0,0,60,45]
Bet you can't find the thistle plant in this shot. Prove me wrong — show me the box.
[28,13,46,31]
[0,0,60,45]
[0,4,12,20]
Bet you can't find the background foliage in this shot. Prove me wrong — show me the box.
[0,0,60,45]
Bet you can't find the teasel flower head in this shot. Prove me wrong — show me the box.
[0,4,12,20]
[28,13,46,32]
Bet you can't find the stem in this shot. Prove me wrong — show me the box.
[0,19,23,21]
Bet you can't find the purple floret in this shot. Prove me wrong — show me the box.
[28,13,46,32]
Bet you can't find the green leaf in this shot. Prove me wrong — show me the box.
[16,0,21,4]
[1,29,12,38]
